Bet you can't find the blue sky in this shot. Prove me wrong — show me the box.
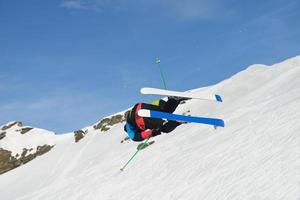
[1,0,300,133]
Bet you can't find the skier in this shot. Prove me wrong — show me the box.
[123,97,188,141]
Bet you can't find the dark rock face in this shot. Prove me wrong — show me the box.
[35,145,53,156]
[74,130,87,143]
[0,145,54,175]
[0,132,6,140]
[137,141,155,150]
[1,121,23,131]
[93,114,125,132]
[0,122,34,137]
[0,149,12,174]
[20,127,34,134]
[120,136,130,143]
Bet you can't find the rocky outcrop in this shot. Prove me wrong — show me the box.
[137,141,155,150]
[74,130,88,143]
[93,114,125,132]
[35,145,54,156]
[1,121,34,136]
[0,132,6,140]
[0,145,54,175]
[18,127,34,134]
[1,121,22,131]
[120,136,130,143]
[0,149,14,174]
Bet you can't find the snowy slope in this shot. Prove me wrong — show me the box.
[0,121,74,175]
[0,56,299,200]
[0,121,64,156]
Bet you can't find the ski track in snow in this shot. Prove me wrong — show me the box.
[0,56,300,200]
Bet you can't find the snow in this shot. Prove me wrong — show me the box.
[0,56,299,200]
[0,123,71,156]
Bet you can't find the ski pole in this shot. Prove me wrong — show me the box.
[156,58,167,89]
[120,59,167,171]
[120,137,151,171]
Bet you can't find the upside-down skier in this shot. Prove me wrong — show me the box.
[123,97,188,141]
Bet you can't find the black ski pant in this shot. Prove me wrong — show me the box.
[141,98,182,133]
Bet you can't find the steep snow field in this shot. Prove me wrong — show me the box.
[0,56,299,200]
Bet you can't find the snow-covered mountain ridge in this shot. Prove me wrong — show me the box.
[0,56,299,200]
[0,114,125,175]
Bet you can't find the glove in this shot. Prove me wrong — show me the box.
[152,128,161,136]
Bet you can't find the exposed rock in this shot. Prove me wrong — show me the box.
[0,144,54,175]
[21,148,28,157]
[74,130,87,143]
[101,126,110,132]
[121,136,130,143]
[137,141,155,150]
[0,149,12,174]
[0,149,20,175]
[20,127,33,134]
[1,121,23,131]
[94,114,125,132]
[0,132,6,140]
[36,145,54,156]
[21,153,35,164]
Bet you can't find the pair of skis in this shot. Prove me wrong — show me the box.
[139,87,225,127]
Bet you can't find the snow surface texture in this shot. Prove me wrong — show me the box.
[0,56,300,200]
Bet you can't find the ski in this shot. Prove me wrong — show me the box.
[138,109,225,127]
[141,87,222,102]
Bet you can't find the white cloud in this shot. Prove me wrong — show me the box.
[61,0,108,11]
[60,0,228,20]
[61,0,87,10]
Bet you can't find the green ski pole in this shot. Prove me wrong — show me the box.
[120,58,168,171]
[156,58,167,89]
[120,138,151,171]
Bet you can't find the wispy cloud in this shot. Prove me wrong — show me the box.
[61,0,87,10]
[61,0,229,20]
[61,0,109,11]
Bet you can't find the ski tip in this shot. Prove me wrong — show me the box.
[215,94,223,102]
[218,120,225,127]
[140,87,151,94]
[138,109,151,117]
